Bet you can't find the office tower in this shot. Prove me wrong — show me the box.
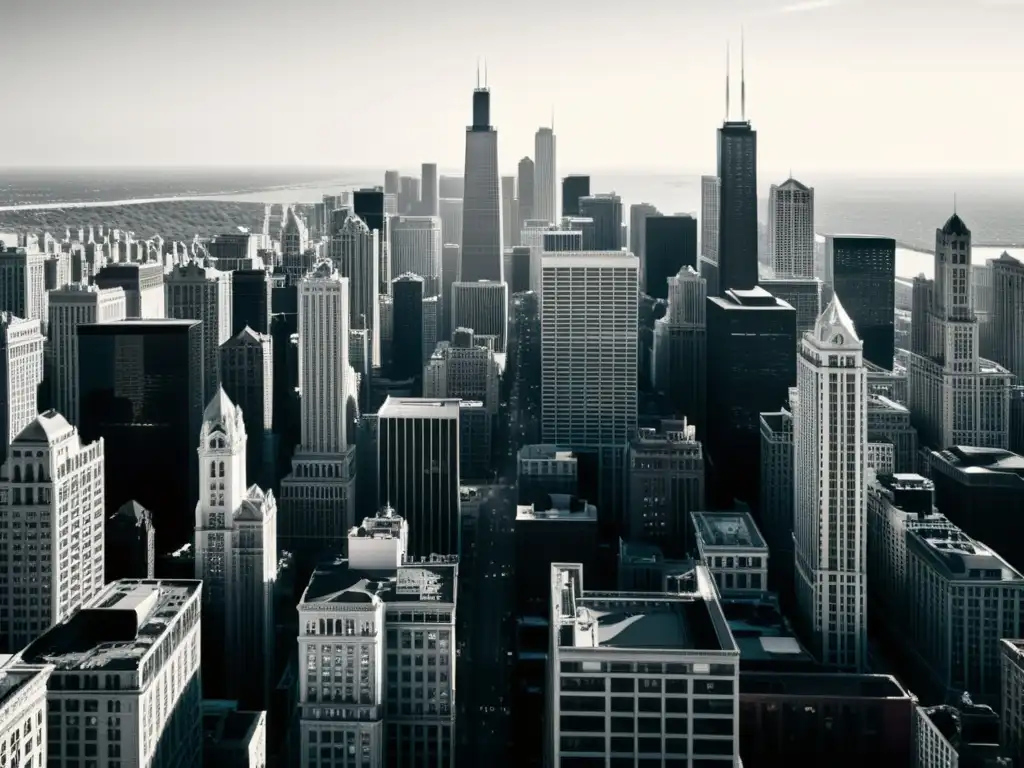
[450,280,508,352]
[0,246,46,324]
[203,707,267,766]
[627,420,705,556]
[501,175,517,246]
[644,214,698,299]
[509,246,531,294]
[910,274,934,355]
[279,261,358,554]
[1,313,44,464]
[282,206,310,281]
[717,73,758,293]
[652,267,706,426]
[398,175,421,215]
[385,169,400,195]
[793,296,867,671]
[392,273,425,383]
[422,295,440,363]
[441,244,460,342]
[543,229,583,254]
[825,235,896,369]
[759,408,794,589]
[700,175,721,297]
[534,126,557,223]
[93,262,166,318]
[759,277,822,342]
[909,215,1014,449]
[692,509,770,596]
[377,397,461,556]
[79,319,203,552]
[547,563,740,765]
[0,659,50,767]
[992,251,1024,378]
[457,400,491,481]
[517,157,535,235]
[768,178,815,278]
[207,232,259,270]
[19,579,204,766]
[439,175,464,199]
[706,287,796,506]
[44,251,71,291]
[390,215,442,295]
[231,269,272,335]
[328,210,382,367]
[422,162,440,216]
[439,197,464,251]
[561,175,590,218]
[0,410,105,653]
[541,250,638,520]
[220,327,274,488]
[578,194,623,251]
[629,203,659,276]
[353,187,389,294]
[460,80,503,283]
[166,262,233,403]
[867,394,918,473]
[107,500,156,580]
[511,292,541,444]
[47,284,126,427]
[297,511,458,768]
[195,389,277,709]
[378,294,395,371]
[423,332,502,415]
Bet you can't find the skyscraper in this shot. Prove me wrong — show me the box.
[384,170,400,196]
[653,267,707,427]
[825,235,896,369]
[0,246,46,325]
[194,389,277,709]
[768,178,815,278]
[794,295,868,671]
[578,194,623,251]
[421,162,440,216]
[390,215,443,295]
[501,175,517,246]
[231,269,272,336]
[460,79,503,282]
[700,176,721,298]
[278,261,358,555]
[93,262,166,318]
[440,197,464,250]
[328,210,381,367]
[166,262,233,403]
[220,327,274,488]
[1,313,44,464]
[392,273,426,383]
[377,397,462,557]
[353,187,390,294]
[441,243,460,342]
[450,280,508,352]
[629,202,659,272]
[0,410,105,653]
[644,214,698,299]
[992,251,1024,379]
[562,175,590,218]
[281,206,310,282]
[517,156,534,237]
[534,126,557,224]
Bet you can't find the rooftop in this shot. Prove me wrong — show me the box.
[868,393,909,413]
[300,556,457,606]
[908,526,1023,582]
[19,580,201,673]
[518,444,577,462]
[203,706,264,750]
[1000,638,1024,665]
[516,494,597,522]
[692,511,767,551]
[0,661,50,718]
[85,319,200,329]
[378,397,461,420]
[759,410,792,434]
[712,287,793,311]
[721,594,814,667]
[740,672,912,700]
[935,446,1024,481]
[13,409,75,445]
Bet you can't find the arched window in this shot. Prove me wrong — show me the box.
[12,466,21,482]
[210,463,216,478]
[218,462,225,477]
[24,465,34,482]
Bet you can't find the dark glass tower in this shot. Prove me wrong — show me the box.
[353,187,388,293]
[717,121,758,294]
[706,287,796,506]
[517,157,535,226]
[644,214,698,299]
[578,194,623,251]
[392,274,425,384]
[828,235,896,370]
[77,319,204,554]
[231,269,271,335]
[561,175,590,217]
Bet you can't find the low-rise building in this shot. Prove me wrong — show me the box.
[692,510,769,596]
[0,658,52,768]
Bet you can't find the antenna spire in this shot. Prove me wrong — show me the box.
[725,42,731,121]
[476,58,480,89]
[741,28,747,121]
[483,58,488,88]
[954,192,957,214]
[551,105,555,131]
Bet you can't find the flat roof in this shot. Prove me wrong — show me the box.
[203,708,263,748]
[721,596,813,665]
[868,393,909,413]
[518,444,577,462]
[516,495,597,522]
[378,396,461,420]
[908,526,1023,581]
[740,672,912,699]
[692,511,767,551]
[301,557,457,606]
[83,319,199,328]
[0,662,50,716]
[19,580,201,672]
[759,410,792,433]
[936,446,1024,478]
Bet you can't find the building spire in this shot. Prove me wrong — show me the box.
[953,192,957,214]
[741,27,747,122]
[483,58,488,88]
[725,42,731,121]
[476,58,481,89]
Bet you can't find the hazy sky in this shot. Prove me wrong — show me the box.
[2,0,1021,175]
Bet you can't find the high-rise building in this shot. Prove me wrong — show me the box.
[759,408,794,590]
[278,261,358,554]
[0,246,46,325]
[706,288,796,506]
[398,176,421,215]
[390,215,443,296]
[439,175,464,199]
[231,269,272,336]
[652,267,707,427]
[353,187,390,295]
[297,510,458,768]
[1,313,44,464]
[867,393,918,473]
[629,203,659,275]
[700,176,721,297]
[717,114,758,293]
[392,273,426,383]
[0,659,50,767]
[534,127,557,224]
[509,246,532,294]
[644,214,698,299]
[460,82,503,282]
[547,562,740,765]
[441,244,460,342]
[18,579,204,767]
[93,262,166,318]
[825,235,896,369]
[0,410,105,653]
[328,210,382,366]
[517,157,535,236]
[385,170,400,195]
[450,280,508,353]
[541,250,638,519]
[578,194,623,251]
[377,397,461,557]
[439,198,464,251]
[501,175,517,246]
[759,277,822,343]
[793,295,868,671]
[421,162,440,216]
[107,500,155,581]
[1002,640,1024,767]
[166,263,233,403]
[78,319,204,552]
[423,331,501,415]
[220,327,274,488]
[561,175,590,218]
[768,178,815,278]
[281,206,310,282]
[909,215,1014,449]
[194,389,277,709]
[992,251,1024,379]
